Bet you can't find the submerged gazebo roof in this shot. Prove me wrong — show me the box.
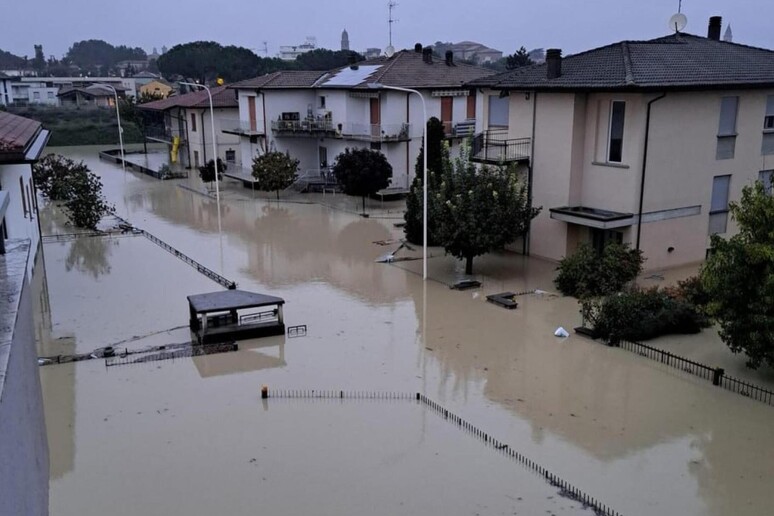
[187,290,285,314]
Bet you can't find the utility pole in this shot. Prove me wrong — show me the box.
[388,1,398,47]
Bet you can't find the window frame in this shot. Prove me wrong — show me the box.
[708,174,732,235]
[607,100,626,163]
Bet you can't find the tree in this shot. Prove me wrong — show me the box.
[32,154,113,230]
[158,42,260,84]
[251,151,299,199]
[32,44,46,72]
[506,47,535,70]
[404,117,447,245]
[555,243,644,298]
[293,49,364,70]
[332,148,392,214]
[434,149,541,275]
[199,158,226,185]
[701,181,774,369]
[0,49,25,69]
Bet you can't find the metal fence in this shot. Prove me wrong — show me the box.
[618,339,774,407]
[265,388,622,516]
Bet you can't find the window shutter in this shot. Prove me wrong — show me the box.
[488,96,509,127]
[710,175,731,212]
[718,97,738,136]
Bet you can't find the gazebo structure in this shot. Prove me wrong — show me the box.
[187,290,285,344]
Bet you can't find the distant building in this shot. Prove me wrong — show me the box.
[0,73,12,105]
[133,70,162,88]
[444,41,503,65]
[364,48,382,59]
[723,25,733,42]
[341,29,350,51]
[57,83,129,107]
[8,77,137,106]
[139,79,172,98]
[278,37,317,61]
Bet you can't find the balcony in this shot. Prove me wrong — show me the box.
[341,123,411,143]
[470,130,531,164]
[221,119,265,137]
[443,119,476,139]
[271,119,338,138]
[144,125,186,145]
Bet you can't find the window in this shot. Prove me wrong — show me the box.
[759,170,774,194]
[225,149,236,163]
[487,95,509,128]
[190,113,197,132]
[607,101,625,163]
[33,91,40,100]
[716,96,738,160]
[47,91,54,99]
[319,96,326,109]
[709,175,731,234]
[762,95,774,155]
[193,150,200,168]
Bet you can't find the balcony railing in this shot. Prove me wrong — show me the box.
[144,125,185,144]
[341,123,410,142]
[271,119,337,137]
[470,131,531,164]
[221,118,265,137]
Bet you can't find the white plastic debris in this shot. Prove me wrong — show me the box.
[554,327,569,338]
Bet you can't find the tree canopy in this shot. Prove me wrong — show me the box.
[292,49,364,71]
[404,117,448,245]
[701,181,774,369]
[434,150,540,275]
[506,47,535,69]
[0,48,25,69]
[252,151,300,199]
[333,148,392,214]
[158,42,261,84]
[66,39,146,69]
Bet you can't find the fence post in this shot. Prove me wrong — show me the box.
[712,367,725,386]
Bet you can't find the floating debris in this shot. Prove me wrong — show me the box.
[450,279,482,291]
[486,292,519,310]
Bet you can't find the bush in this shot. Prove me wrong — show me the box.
[199,158,226,184]
[663,276,711,315]
[583,287,710,342]
[555,243,644,298]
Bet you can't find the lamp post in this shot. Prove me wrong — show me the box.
[369,83,428,280]
[104,84,128,218]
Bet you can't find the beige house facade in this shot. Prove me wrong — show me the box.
[471,17,774,270]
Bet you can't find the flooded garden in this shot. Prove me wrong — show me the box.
[36,146,774,516]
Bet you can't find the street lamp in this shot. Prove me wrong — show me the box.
[181,81,224,274]
[104,84,126,176]
[369,83,428,280]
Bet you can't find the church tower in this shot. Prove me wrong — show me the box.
[341,29,350,51]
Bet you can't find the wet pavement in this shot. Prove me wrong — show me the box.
[36,146,774,516]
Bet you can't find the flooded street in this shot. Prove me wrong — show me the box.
[37,146,774,516]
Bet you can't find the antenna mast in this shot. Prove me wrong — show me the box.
[388,1,398,47]
[678,0,682,13]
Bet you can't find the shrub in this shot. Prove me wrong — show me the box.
[555,243,644,298]
[583,287,710,342]
[199,158,226,184]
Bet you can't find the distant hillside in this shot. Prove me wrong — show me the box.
[0,49,25,69]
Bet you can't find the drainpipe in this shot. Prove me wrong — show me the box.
[636,93,667,252]
[201,111,207,164]
[524,91,537,256]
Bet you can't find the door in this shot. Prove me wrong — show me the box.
[248,96,257,132]
[319,146,328,180]
[370,98,381,139]
[466,92,476,119]
[441,97,453,135]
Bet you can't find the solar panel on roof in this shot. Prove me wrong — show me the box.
[322,65,383,86]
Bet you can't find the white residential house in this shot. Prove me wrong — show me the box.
[139,85,240,170]
[469,16,774,270]
[227,47,494,189]
[0,73,12,106]
[0,110,50,277]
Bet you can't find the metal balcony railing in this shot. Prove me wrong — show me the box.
[341,123,410,142]
[271,119,337,136]
[470,131,531,163]
[144,125,185,144]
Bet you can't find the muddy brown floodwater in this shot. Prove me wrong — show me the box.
[36,145,774,516]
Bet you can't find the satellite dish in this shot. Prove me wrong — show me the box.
[668,13,688,33]
[384,45,395,57]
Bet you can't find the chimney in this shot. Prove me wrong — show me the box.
[445,50,454,66]
[546,48,562,79]
[414,43,423,53]
[708,16,722,40]
[422,47,433,64]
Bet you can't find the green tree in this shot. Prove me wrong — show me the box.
[404,117,447,245]
[555,243,644,298]
[292,49,364,70]
[434,149,541,274]
[66,39,145,69]
[32,154,113,230]
[506,47,535,69]
[158,42,260,83]
[701,181,774,369]
[332,148,392,214]
[32,44,46,72]
[199,158,226,185]
[251,151,300,199]
[0,48,25,69]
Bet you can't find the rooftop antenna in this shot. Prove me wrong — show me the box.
[262,41,268,56]
[388,1,398,47]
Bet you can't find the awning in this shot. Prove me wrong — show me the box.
[549,206,635,229]
[188,290,285,314]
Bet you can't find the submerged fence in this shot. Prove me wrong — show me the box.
[267,388,622,516]
[617,339,774,407]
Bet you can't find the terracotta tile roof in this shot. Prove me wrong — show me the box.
[138,84,237,111]
[229,71,327,90]
[0,111,42,152]
[472,33,774,91]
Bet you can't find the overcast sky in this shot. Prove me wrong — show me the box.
[4,0,772,59]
